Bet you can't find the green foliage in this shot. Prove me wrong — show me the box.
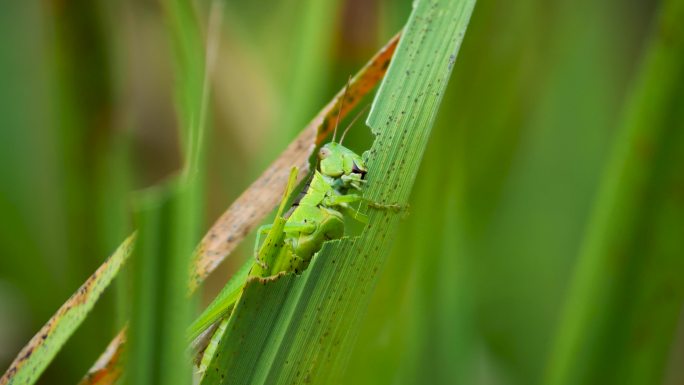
[128,183,194,385]
[545,1,684,384]
[1,1,684,385]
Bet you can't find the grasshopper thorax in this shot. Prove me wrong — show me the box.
[318,142,367,191]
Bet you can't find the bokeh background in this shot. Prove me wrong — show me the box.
[1,0,682,384]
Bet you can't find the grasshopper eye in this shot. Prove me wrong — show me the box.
[319,147,332,159]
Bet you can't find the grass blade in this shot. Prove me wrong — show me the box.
[199,1,476,383]
[545,1,684,384]
[127,183,196,385]
[0,235,135,385]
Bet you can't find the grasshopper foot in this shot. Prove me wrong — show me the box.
[254,255,269,270]
[367,200,408,214]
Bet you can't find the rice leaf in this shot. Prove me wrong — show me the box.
[199,1,476,383]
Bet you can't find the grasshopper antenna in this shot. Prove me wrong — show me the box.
[332,75,352,143]
[339,104,370,145]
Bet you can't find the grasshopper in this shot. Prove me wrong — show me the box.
[187,102,399,373]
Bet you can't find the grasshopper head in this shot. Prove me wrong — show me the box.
[318,142,367,189]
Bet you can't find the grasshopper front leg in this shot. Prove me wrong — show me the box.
[253,225,272,270]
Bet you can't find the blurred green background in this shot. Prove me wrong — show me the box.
[1,0,683,384]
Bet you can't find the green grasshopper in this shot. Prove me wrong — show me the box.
[187,104,397,373]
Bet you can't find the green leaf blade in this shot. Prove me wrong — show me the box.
[0,235,135,385]
[199,1,477,383]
